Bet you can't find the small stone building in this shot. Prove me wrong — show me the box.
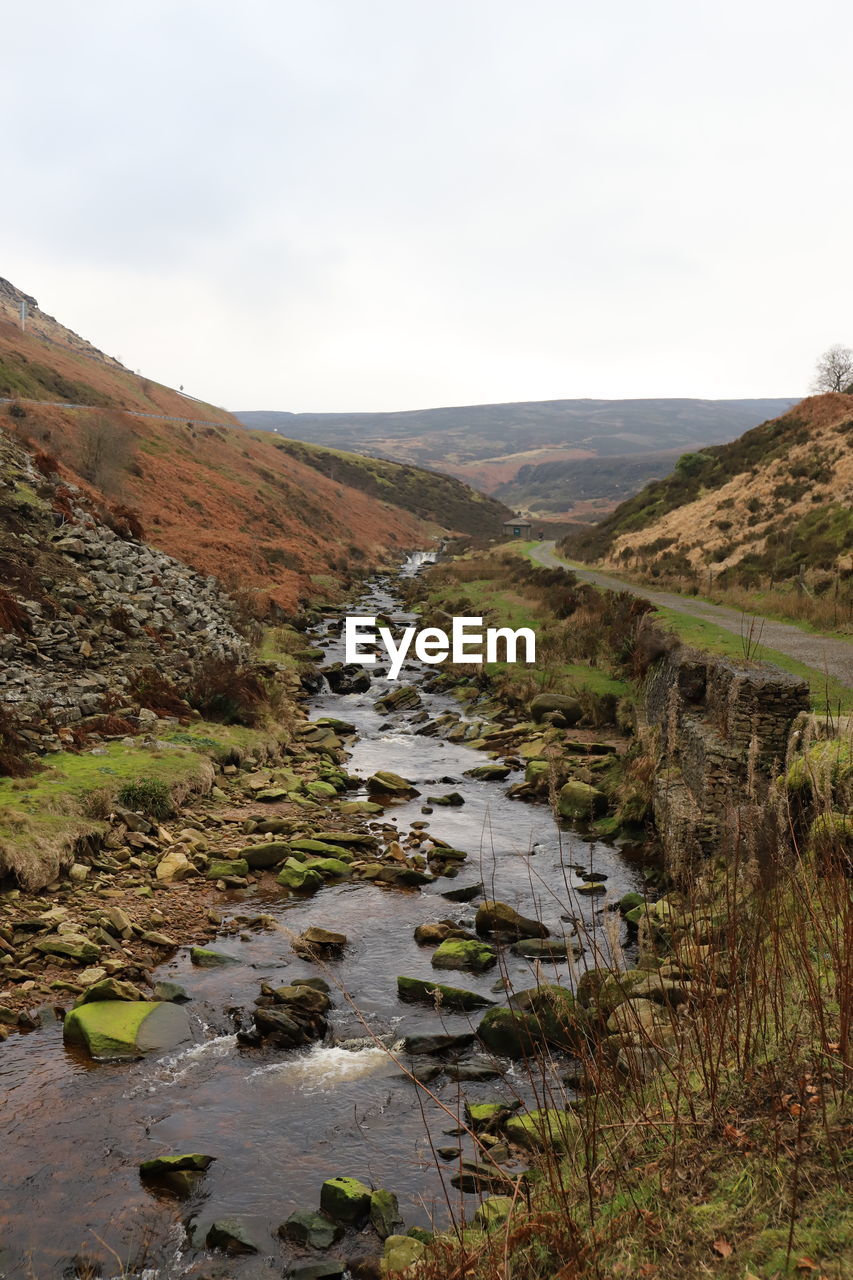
[503,515,533,539]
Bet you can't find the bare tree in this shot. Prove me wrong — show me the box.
[78,412,135,492]
[812,343,853,393]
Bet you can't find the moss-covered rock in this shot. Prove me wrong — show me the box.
[473,1195,515,1230]
[304,857,352,878]
[33,933,100,963]
[505,1107,578,1152]
[236,841,291,868]
[530,693,582,724]
[431,938,497,972]
[276,858,324,892]
[475,900,549,940]
[370,1188,403,1240]
[477,1005,540,1058]
[206,858,249,880]
[558,780,607,820]
[367,771,417,796]
[64,1000,192,1059]
[381,1234,426,1275]
[190,946,240,967]
[75,977,146,1005]
[278,1209,343,1249]
[320,1175,372,1224]
[397,976,493,1011]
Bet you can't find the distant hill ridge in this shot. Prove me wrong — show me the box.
[238,398,797,509]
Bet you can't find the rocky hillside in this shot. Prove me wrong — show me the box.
[562,395,853,585]
[0,279,503,610]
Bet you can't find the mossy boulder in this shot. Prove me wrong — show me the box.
[279,1209,343,1249]
[475,900,549,940]
[206,858,249,880]
[370,1188,403,1240]
[397,976,493,1011]
[237,841,291,869]
[276,859,324,892]
[190,946,240,967]
[206,1218,260,1254]
[477,1005,540,1058]
[785,739,851,804]
[139,1152,215,1197]
[505,1107,578,1152]
[34,934,100,964]
[431,938,497,972]
[381,1234,426,1275]
[473,1195,515,1230]
[320,1175,372,1224]
[304,857,352,879]
[75,977,146,1005]
[63,1000,192,1060]
[291,838,352,857]
[464,764,511,781]
[530,693,582,724]
[511,984,586,1052]
[305,780,339,799]
[558,780,607,820]
[367,771,417,796]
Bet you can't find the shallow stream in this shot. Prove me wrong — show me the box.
[0,554,646,1279]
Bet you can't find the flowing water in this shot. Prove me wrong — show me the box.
[0,554,647,1279]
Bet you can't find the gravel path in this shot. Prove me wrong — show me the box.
[529,542,853,689]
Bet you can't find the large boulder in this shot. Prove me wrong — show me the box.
[276,859,324,892]
[530,693,582,725]
[206,858,249,880]
[155,848,194,882]
[475,900,549,940]
[382,1235,425,1276]
[397,976,493,1011]
[367,771,418,796]
[431,938,496,973]
[477,985,586,1058]
[237,841,291,869]
[558,781,607,820]
[139,1152,215,1198]
[320,1176,372,1224]
[279,1209,343,1249]
[63,1000,192,1060]
[33,933,100,964]
[505,1107,578,1152]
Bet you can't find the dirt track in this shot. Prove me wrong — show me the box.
[529,542,853,690]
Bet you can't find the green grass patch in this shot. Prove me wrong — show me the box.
[0,721,281,888]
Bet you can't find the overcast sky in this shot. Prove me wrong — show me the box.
[4,0,852,412]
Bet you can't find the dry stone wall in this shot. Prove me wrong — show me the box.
[644,648,810,870]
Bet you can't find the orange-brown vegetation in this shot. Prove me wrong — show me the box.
[0,301,479,611]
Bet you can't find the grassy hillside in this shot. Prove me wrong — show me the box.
[562,396,853,591]
[265,436,509,537]
[0,280,504,610]
[495,447,686,519]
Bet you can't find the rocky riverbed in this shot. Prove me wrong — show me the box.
[0,554,651,1280]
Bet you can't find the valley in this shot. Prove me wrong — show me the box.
[0,280,849,1280]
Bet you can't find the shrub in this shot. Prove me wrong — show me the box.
[186,655,276,726]
[0,706,40,779]
[116,777,172,818]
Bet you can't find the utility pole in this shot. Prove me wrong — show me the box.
[19,299,27,332]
